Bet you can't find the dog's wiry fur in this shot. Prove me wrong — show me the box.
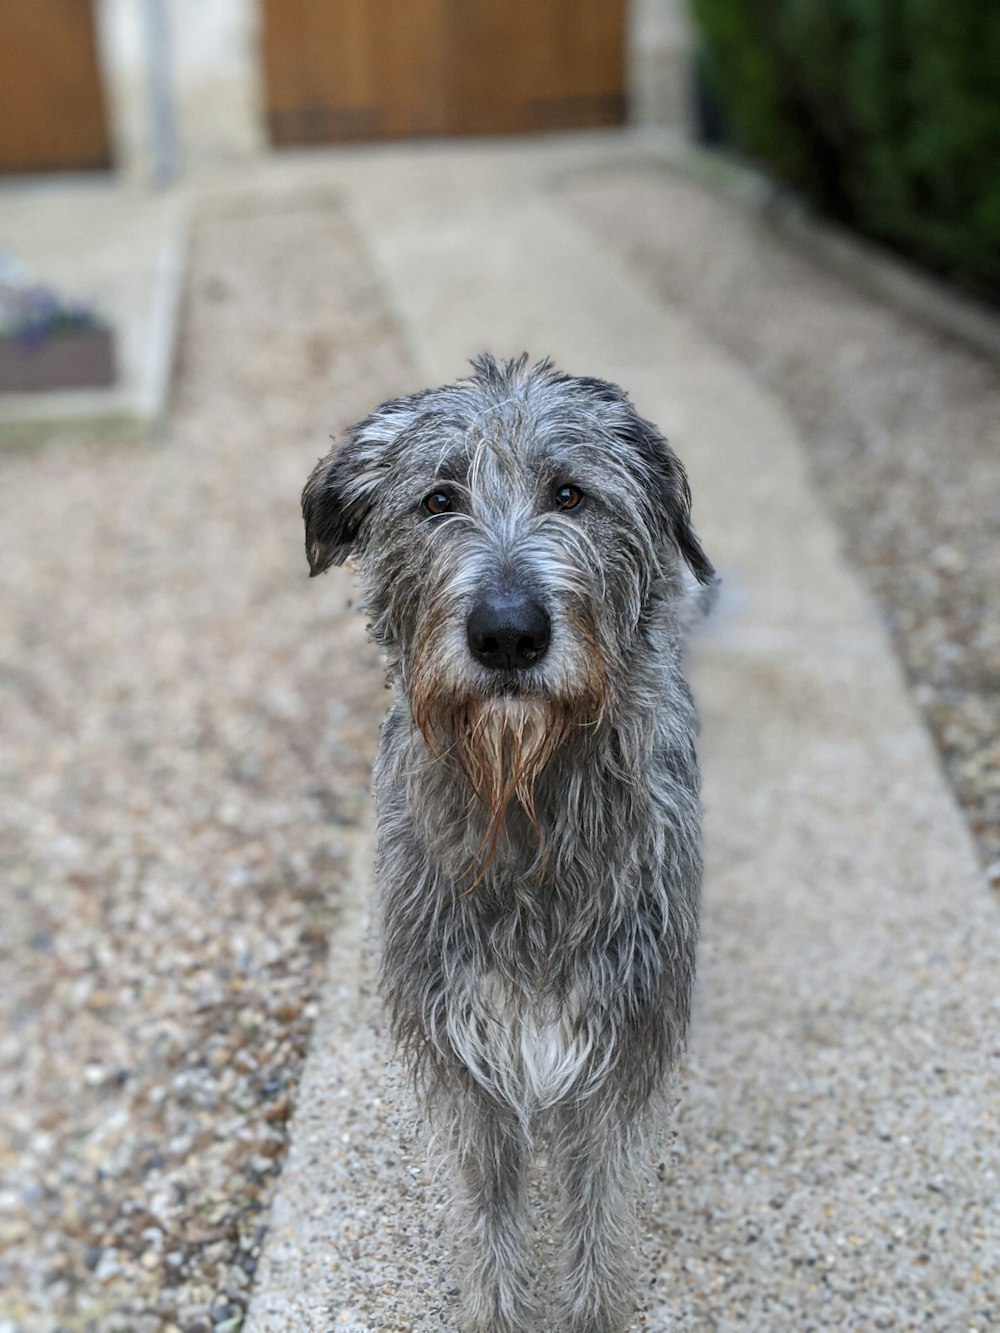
[303,355,714,1331]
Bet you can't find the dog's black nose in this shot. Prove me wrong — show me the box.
[467,594,551,671]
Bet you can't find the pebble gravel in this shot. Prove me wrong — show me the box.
[0,200,410,1332]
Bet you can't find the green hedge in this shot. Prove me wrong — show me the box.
[691,0,1000,302]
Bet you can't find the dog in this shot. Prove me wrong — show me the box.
[302,355,714,1331]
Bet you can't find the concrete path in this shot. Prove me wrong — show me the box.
[242,138,999,1331]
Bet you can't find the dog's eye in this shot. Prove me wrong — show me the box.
[422,490,454,516]
[553,484,585,512]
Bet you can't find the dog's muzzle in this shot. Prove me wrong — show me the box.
[466,593,551,671]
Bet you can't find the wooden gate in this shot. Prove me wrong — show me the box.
[0,0,112,173]
[262,0,626,146]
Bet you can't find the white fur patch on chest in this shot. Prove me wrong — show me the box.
[518,1005,594,1107]
[445,971,595,1114]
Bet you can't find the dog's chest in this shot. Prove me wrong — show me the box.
[452,971,594,1111]
[518,1003,593,1107]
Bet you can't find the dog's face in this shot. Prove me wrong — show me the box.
[303,355,712,840]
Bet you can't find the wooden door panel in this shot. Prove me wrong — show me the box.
[263,0,448,145]
[447,0,627,135]
[0,0,111,173]
[380,1,449,137]
[262,0,626,146]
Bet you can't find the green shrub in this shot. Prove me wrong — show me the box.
[691,0,1000,302]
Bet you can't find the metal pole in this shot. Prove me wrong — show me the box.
[141,0,179,186]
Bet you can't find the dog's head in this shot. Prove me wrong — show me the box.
[303,355,713,842]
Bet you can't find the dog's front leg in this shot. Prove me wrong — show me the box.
[448,1089,536,1332]
[551,1099,641,1333]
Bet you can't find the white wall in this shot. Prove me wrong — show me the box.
[629,0,694,131]
[94,0,266,182]
[169,0,266,163]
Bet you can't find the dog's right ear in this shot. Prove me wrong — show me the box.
[301,443,375,576]
[302,397,422,576]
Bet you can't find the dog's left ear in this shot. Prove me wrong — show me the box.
[632,414,716,586]
[302,396,422,576]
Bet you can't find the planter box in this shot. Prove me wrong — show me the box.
[0,327,115,392]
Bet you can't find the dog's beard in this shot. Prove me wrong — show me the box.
[407,610,609,875]
[411,686,569,858]
[456,695,568,841]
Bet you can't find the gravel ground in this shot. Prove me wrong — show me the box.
[4,145,997,1333]
[0,200,410,1332]
[564,163,1000,884]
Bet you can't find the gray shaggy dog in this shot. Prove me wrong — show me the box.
[302,355,714,1332]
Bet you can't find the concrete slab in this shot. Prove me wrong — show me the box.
[243,139,999,1331]
[0,178,187,443]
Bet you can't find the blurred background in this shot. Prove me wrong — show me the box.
[1,3,998,1331]
[2,1,997,286]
